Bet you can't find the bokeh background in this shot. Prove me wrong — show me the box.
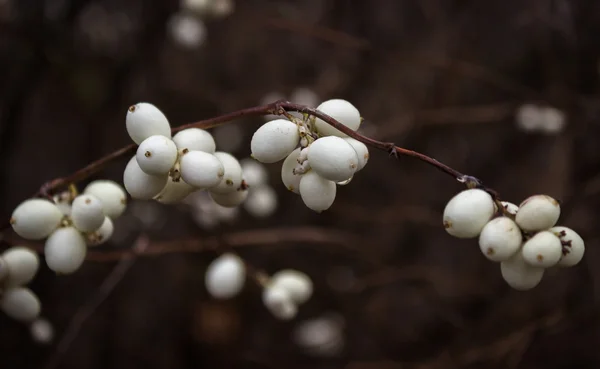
[1,0,600,368]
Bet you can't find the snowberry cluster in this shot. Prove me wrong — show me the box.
[443,189,585,290]
[204,253,313,320]
[251,98,369,212]
[124,103,250,209]
[10,180,125,275]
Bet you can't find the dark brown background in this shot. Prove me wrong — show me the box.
[1,0,600,368]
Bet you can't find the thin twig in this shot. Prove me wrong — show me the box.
[42,236,150,369]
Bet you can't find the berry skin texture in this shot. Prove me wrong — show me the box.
[314,99,361,137]
[343,137,369,171]
[123,156,169,200]
[251,119,300,163]
[478,217,522,262]
[126,102,171,145]
[307,136,358,182]
[154,177,196,204]
[71,194,105,232]
[136,135,178,176]
[262,284,298,320]
[211,152,243,194]
[299,171,337,213]
[521,231,562,268]
[550,226,585,267]
[179,150,224,188]
[172,128,216,153]
[44,227,87,274]
[0,287,41,322]
[83,180,127,219]
[270,269,313,304]
[500,251,544,291]
[204,253,246,299]
[86,216,114,246]
[209,189,249,208]
[2,247,39,287]
[515,194,560,232]
[10,199,63,240]
[281,148,303,194]
[443,189,495,239]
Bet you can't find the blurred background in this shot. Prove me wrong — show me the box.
[1,0,600,368]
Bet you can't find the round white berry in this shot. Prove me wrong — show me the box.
[270,269,313,304]
[83,180,127,219]
[263,284,298,320]
[70,194,105,233]
[209,189,248,208]
[126,102,171,144]
[53,192,72,216]
[281,148,303,194]
[443,189,495,238]
[179,150,224,188]
[135,135,178,176]
[243,186,278,218]
[292,315,344,356]
[204,253,246,299]
[478,217,522,262]
[501,201,519,216]
[44,227,87,274]
[299,171,337,213]
[314,99,361,137]
[251,119,300,163]
[1,247,39,287]
[515,195,560,232]
[86,216,114,246]
[342,137,369,172]
[0,287,41,322]
[172,128,216,153]
[240,158,268,187]
[123,156,168,200]
[211,152,243,194]
[521,231,562,268]
[11,199,63,241]
[500,251,544,291]
[549,226,584,267]
[307,136,358,182]
[30,318,54,344]
[154,177,196,204]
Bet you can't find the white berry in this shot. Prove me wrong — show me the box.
[501,201,519,216]
[209,189,248,208]
[30,318,54,344]
[314,99,361,137]
[86,216,114,246]
[478,217,522,262]
[204,253,246,299]
[443,189,495,238]
[515,195,560,232]
[0,287,41,322]
[550,226,585,267]
[343,137,369,171]
[179,150,224,188]
[299,171,336,213]
[70,194,105,232]
[211,152,243,194]
[154,177,196,204]
[172,128,216,153]
[83,180,127,219]
[126,102,171,144]
[11,199,63,240]
[270,269,313,304]
[521,230,562,268]
[500,251,544,290]
[44,227,87,274]
[251,119,300,163]
[240,158,268,187]
[307,136,358,182]
[281,148,303,194]
[244,186,278,218]
[262,284,297,320]
[2,247,39,287]
[136,135,178,176]
[123,155,168,200]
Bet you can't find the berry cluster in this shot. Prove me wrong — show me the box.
[204,253,313,320]
[124,103,250,209]
[443,189,585,290]
[251,99,369,212]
